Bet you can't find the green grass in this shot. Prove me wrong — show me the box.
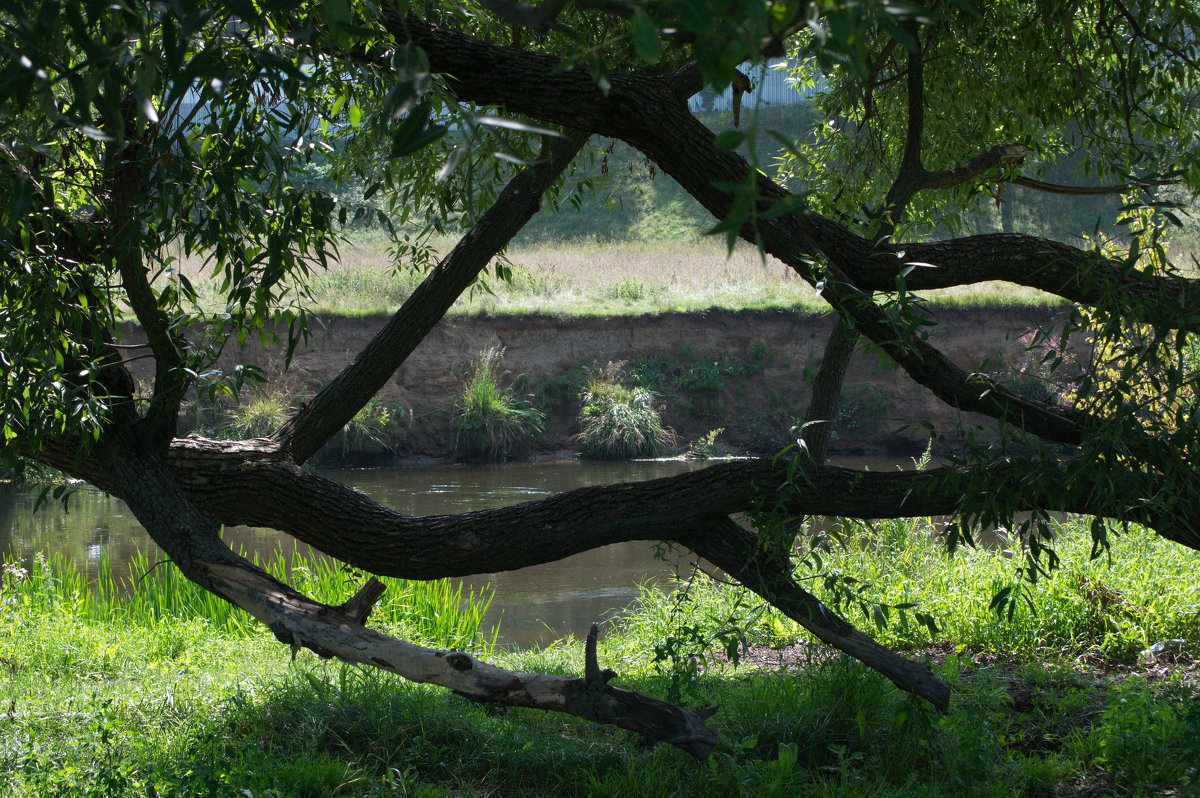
[2,517,1198,796]
[217,392,290,439]
[171,236,1064,319]
[4,549,493,650]
[577,365,677,460]
[619,516,1200,664]
[452,347,545,461]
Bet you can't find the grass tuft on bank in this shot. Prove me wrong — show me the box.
[2,514,1198,796]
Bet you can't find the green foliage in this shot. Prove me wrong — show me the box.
[687,428,726,459]
[2,550,493,651]
[2,547,1199,796]
[452,347,544,461]
[577,363,675,459]
[603,278,660,303]
[628,343,772,419]
[772,2,1200,240]
[217,392,290,439]
[334,398,411,458]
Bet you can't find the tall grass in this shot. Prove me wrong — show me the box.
[332,397,410,458]
[2,550,495,651]
[452,347,544,461]
[218,392,289,439]
[577,364,676,459]
[3,522,1198,796]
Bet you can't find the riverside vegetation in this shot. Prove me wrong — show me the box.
[1,514,1196,796]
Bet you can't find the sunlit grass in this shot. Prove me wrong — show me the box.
[170,236,1061,318]
[617,515,1200,663]
[577,364,676,460]
[4,549,494,651]
[452,347,545,461]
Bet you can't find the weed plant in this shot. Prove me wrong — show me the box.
[331,398,411,459]
[577,364,676,459]
[452,347,545,461]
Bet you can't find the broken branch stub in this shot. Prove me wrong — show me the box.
[200,562,719,758]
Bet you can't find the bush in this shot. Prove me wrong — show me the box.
[452,347,544,461]
[218,393,289,439]
[577,363,676,459]
[326,398,411,459]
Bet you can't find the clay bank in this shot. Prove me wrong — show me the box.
[146,303,1077,460]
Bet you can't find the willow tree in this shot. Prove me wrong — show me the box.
[2,0,1199,757]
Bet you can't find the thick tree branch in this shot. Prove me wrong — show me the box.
[153,442,1200,576]
[397,14,1200,330]
[95,432,719,758]
[1010,174,1178,196]
[274,130,589,463]
[102,116,186,446]
[687,517,950,711]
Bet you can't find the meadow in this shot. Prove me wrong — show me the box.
[171,234,1059,319]
[2,515,1197,797]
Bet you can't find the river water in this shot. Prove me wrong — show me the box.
[0,456,912,646]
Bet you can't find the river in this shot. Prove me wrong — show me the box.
[0,456,914,646]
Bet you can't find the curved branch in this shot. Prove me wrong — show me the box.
[397,14,1200,330]
[922,143,1033,190]
[102,109,185,445]
[1011,174,1178,196]
[96,434,719,758]
[879,24,926,222]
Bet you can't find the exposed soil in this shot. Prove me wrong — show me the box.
[144,303,1078,459]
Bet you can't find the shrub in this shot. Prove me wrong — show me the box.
[452,347,544,461]
[577,364,676,459]
[331,398,411,458]
[218,393,289,439]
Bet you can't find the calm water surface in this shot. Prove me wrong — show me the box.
[0,460,710,646]
[0,456,911,646]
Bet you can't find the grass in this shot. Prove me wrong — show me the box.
[169,236,1063,319]
[3,549,494,651]
[619,515,1200,669]
[2,514,1199,796]
[452,347,545,461]
[577,364,677,460]
[217,392,290,439]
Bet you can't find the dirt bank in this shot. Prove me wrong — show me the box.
[164,303,1074,459]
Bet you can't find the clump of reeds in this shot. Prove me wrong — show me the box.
[576,362,676,459]
[452,347,544,461]
[1,550,495,651]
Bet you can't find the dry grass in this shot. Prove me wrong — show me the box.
[166,235,1061,317]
